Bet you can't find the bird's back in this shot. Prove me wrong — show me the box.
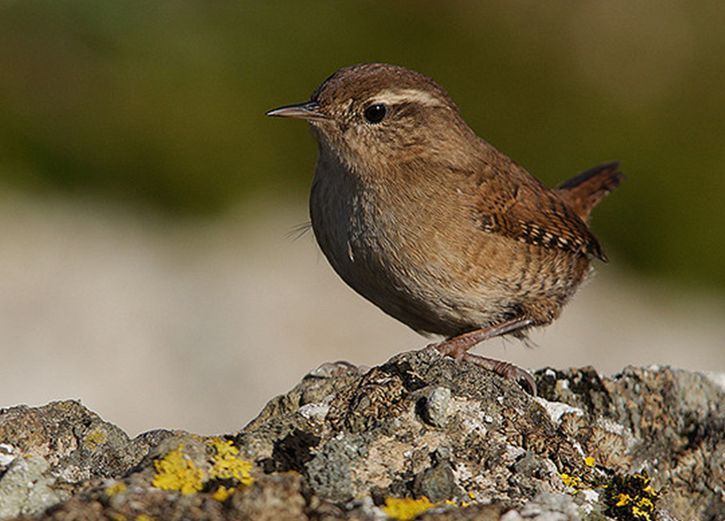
[310,137,619,337]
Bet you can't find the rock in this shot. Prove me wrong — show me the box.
[0,454,67,518]
[0,348,722,520]
[413,456,460,502]
[419,387,452,428]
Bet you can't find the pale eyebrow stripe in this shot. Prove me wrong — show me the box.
[370,88,443,107]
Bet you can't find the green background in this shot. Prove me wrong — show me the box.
[1,1,723,289]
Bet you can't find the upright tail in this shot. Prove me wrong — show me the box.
[555,161,624,222]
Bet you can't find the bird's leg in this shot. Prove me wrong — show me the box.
[434,317,537,395]
[435,318,533,358]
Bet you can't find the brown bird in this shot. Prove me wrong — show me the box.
[267,63,622,394]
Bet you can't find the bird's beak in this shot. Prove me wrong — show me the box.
[266,101,327,121]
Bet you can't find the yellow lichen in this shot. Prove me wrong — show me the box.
[560,472,582,490]
[382,496,435,521]
[151,444,204,495]
[616,493,631,507]
[642,485,656,495]
[604,471,658,521]
[208,438,254,486]
[638,497,653,509]
[105,481,127,497]
[84,429,108,450]
[584,456,595,467]
[212,485,236,502]
[443,497,473,508]
[631,506,648,519]
[135,515,155,521]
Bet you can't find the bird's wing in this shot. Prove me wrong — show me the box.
[470,165,607,261]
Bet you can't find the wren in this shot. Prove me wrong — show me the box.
[268,63,623,394]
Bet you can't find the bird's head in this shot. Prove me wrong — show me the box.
[267,63,478,175]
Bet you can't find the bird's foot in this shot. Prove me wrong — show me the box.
[460,353,537,396]
[435,344,537,396]
[432,318,537,395]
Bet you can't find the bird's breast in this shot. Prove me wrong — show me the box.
[309,155,388,285]
[308,149,489,335]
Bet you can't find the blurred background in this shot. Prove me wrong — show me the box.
[0,1,723,435]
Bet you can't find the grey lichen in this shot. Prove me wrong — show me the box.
[0,454,68,518]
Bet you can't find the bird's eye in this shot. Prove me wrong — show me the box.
[363,103,387,124]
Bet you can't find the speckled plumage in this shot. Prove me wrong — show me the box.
[270,63,622,346]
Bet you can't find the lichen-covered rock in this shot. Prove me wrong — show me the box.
[0,454,67,518]
[0,348,722,520]
[0,400,156,518]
